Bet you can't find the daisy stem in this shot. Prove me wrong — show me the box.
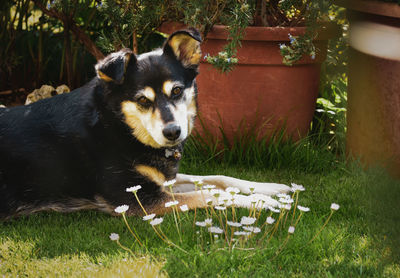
[267,211,284,243]
[169,186,181,222]
[221,209,229,245]
[256,201,264,220]
[271,234,291,260]
[212,206,224,230]
[293,211,303,227]
[193,207,197,229]
[259,225,273,243]
[122,213,143,247]
[307,211,334,245]
[291,191,299,225]
[171,205,182,243]
[231,198,236,222]
[283,207,290,227]
[192,184,198,229]
[201,190,210,220]
[158,227,188,254]
[133,192,148,215]
[249,202,255,217]
[116,240,136,257]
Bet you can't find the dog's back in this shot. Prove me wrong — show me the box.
[0,82,101,216]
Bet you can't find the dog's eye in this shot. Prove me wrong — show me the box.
[137,96,152,106]
[172,87,182,97]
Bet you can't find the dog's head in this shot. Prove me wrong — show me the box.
[95,28,202,149]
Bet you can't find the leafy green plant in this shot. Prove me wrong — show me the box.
[310,5,348,155]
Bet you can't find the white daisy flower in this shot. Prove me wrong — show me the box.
[214,235,219,239]
[204,218,213,226]
[330,203,340,210]
[248,194,272,208]
[291,183,305,192]
[219,195,230,203]
[240,216,256,225]
[163,179,176,187]
[227,221,242,227]
[268,206,280,213]
[195,221,206,227]
[142,213,156,221]
[179,204,189,212]
[234,231,251,236]
[190,177,203,184]
[225,187,240,195]
[203,184,216,190]
[150,217,163,226]
[205,198,213,205]
[224,200,233,207]
[210,189,223,198]
[279,203,292,210]
[242,226,261,233]
[214,205,226,210]
[208,226,223,234]
[297,205,310,212]
[266,216,275,224]
[288,226,295,234]
[276,193,290,199]
[279,197,294,204]
[109,233,119,241]
[114,205,129,214]
[126,185,142,193]
[165,200,179,207]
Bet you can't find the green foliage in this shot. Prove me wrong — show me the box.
[205,1,252,73]
[311,5,348,155]
[95,0,166,54]
[278,0,332,65]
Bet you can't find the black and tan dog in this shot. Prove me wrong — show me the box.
[0,29,289,219]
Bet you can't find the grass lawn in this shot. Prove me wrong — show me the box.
[1,143,400,277]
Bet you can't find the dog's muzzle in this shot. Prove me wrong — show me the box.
[162,123,181,141]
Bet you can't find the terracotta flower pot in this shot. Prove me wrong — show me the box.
[336,0,400,177]
[160,22,335,145]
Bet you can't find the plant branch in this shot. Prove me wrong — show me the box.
[33,0,104,60]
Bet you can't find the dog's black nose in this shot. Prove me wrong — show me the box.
[163,123,181,141]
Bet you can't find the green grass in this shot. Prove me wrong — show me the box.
[1,152,400,277]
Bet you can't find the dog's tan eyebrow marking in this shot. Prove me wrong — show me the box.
[163,81,183,97]
[162,81,174,97]
[97,71,114,82]
[135,165,166,186]
[138,86,156,102]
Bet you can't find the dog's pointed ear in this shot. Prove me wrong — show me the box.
[163,28,202,68]
[95,49,136,84]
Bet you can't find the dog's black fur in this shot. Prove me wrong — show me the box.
[0,29,202,219]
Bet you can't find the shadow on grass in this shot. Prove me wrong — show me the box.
[0,211,128,259]
[360,167,400,261]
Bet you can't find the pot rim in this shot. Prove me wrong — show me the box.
[159,22,340,42]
